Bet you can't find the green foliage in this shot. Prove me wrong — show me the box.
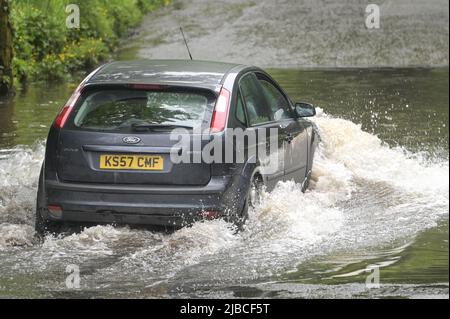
[10,0,168,82]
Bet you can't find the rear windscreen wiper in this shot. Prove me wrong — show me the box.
[131,123,193,131]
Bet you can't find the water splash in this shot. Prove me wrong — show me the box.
[0,142,45,248]
[0,111,447,294]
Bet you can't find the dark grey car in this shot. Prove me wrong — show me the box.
[35,60,318,235]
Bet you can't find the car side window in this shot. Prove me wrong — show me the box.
[258,78,292,121]
[239,73,271,126]
[235,90,247,126]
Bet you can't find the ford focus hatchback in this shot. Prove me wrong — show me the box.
[35,60,318,235]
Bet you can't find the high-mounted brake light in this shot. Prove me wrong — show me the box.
[210,87,230,133]
[54,67,101,129]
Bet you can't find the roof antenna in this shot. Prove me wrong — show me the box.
[180,26,193,60]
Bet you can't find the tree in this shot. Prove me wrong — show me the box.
[0,0,13,95]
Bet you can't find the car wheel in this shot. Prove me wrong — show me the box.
[237,175,263,228]
[34,166,61,240]
[35,207,61,240]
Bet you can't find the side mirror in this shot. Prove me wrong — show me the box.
[295,102,316,117]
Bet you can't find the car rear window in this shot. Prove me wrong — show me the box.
[67,87,215,132]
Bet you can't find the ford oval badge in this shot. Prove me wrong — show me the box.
[123,136,141,144]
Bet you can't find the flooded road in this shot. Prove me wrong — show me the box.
[0,0,449,299]
[0,67,448,298]
[120,0,449,67]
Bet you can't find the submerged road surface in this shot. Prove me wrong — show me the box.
[119,0,449,67]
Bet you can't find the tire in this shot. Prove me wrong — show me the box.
[34,165,61,240]
[236,174,263,228]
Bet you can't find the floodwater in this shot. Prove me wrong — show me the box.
[0,0,449,299]
[0,67,448,298]
[121,0,449,67]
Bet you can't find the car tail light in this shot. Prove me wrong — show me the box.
[47,205,62,216]
[54,91,80,128]
[210,87,230,133]
[53,67,101,129]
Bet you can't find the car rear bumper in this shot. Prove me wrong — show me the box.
[43,175,245,227]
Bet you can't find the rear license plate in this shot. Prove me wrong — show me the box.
[99,154,164,170]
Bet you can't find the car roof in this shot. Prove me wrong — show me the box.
[87,60,248,92]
